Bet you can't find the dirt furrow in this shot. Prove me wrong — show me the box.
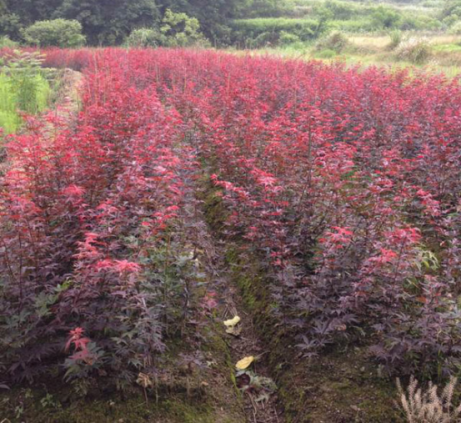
[178,151,285,423]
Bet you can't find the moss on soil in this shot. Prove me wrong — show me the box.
[0,389,217,423]
[0,316,245,423]
[0,313,244,423]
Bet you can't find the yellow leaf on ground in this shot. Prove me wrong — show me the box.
[226,326,242,337]
[224,316,241,327]
[236,356,254,370]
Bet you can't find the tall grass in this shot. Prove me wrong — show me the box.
[0,74,19,134]
[0,71,50,134]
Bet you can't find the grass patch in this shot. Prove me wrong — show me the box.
[0,52,52,135]
[433,43,461,53]
[0,73,51,134]
[0,74,21,134]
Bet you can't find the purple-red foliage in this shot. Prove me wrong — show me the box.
[1,48,460,384]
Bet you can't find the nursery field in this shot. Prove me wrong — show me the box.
[0,48,461,422]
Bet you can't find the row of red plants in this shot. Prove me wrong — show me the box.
[0,50,197,393]
[127,48,460,378]
[1,48,460,390]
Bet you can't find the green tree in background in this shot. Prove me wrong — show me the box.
[55,0,160,45]
[0,0,22,41]
[0,0,282,46]
[440,0,461,25]
[372,6,402,29]
[126,28,161,48]
[126,9,207,48]
[160,9,207,47]
[244,0,285,18]
[160,0,255,45]
[0,0,62,39]
[23,19,86,47]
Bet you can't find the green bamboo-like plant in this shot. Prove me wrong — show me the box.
[0,50,51,134]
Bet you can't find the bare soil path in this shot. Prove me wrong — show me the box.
[177,138,285,423]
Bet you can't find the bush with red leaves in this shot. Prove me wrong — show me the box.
[0,51,192,391]
[1,48,461,388]
[132,49,461,378]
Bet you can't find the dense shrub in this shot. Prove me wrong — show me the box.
[399,15,442,31]
[159,9,209,47]
[315,31,349,53]
[0,36,18,48]
[396,38,432,64]
[126,10,209,48]
[0,0,267,47]
[126,28,162,48]
[231,18,326,47]
[329,10,440,33]
[322,0,372,20]
[449,20,461,34]
[372,6,402,29]
[387,30,402,50]
[440,0,461,24]
[244,0,291,18]
[279,30,301,46]
[22,19,86,48]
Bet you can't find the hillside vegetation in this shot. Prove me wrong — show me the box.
[1,1,461,422]
[0,47,460,422]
